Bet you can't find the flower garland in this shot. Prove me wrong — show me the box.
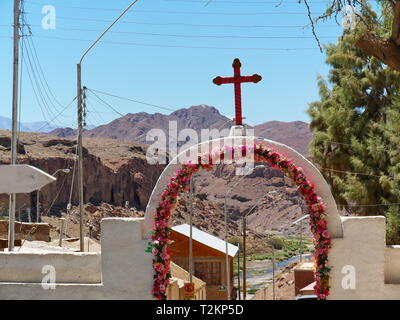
[148,144,331,300]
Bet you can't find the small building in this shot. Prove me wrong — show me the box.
[167,262,207,300]
[169,224,238,300]
[294,262,315,297]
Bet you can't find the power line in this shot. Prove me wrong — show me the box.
[87,88,176,112]
[24,34,321,51]
[25,13,339,28]
[15,25,338,39]
[164,0,337,3]
[318,166,400,180]
[16,11,76,131]
[85,99,108,126]
[25,1,321,15]
[27,34,70,110]
[23,37,63,119]
[67,139,79,211]
[45,170,69,216]
[342,202,400,207]
[22,24,70,115]
[87,91,125,117]
[35,97,76,132]
[19,21,66,126]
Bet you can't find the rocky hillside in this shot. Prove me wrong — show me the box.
[48,105,312,155]
[189,164,310,237]
[84,105,234,147]
[0,130,164,217]
[254,121,311,155]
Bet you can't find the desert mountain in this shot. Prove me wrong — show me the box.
[254,121,311,155]
[83,105,234,147]
[49,105,312,155]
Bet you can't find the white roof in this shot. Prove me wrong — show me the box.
[171,224,239,257]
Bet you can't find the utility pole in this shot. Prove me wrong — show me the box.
[8,0,21,251]
[188,175,194,283]
[36,190,40,222]
[272,243,276,300]
[242,215,247,299]
[76,66,85,252]
[237,242,241,300]
[224,197,231,300]
[76,0,140,253]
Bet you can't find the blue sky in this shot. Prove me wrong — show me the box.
[0,0,345,128]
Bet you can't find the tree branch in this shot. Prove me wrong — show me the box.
[355,32,400,72]
[391,0,400,46]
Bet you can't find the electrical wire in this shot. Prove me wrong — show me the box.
[164,0,341,3]
[87,90,125,117]
[45,171,69,216]
[26,34,321,51]
[9,25,339,39]
[87,88,176,112]
[25,1,322,15]
[67,139,78,211]
[35,96,76,132]
[24,13,338,28]
[21,35,63,125]
[17,12,74,130]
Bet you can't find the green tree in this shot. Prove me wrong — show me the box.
[308,33,400,244]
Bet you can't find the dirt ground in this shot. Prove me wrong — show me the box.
[41,202,144,241]
[251,262,298,300]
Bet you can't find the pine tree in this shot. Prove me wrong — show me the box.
[308,33,400,244]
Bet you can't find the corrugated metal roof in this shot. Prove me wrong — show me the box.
[171,224,239,257]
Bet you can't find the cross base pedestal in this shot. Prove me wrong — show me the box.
[229,125,247,137]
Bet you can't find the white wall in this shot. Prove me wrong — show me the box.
[328,216,400,299]
[0,218,153,300]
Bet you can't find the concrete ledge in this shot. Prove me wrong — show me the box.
[0,252,101,283]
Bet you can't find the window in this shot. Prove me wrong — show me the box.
[194,261,222,285]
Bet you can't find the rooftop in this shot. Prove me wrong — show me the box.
[171,224,239,257]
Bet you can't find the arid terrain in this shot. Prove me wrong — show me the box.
[0,105,312,242]
[49,105,312,155]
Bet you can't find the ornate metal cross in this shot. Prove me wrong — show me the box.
[213,58,262,126]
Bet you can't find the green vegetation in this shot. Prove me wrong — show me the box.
[232,236,312,274]
[308,27,400,244]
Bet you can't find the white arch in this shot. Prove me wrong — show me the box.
[144,136,343,239]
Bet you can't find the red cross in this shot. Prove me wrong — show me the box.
[213,58,262,126]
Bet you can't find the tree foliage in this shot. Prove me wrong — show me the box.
[303,0,400,72]
[308,33,400,244]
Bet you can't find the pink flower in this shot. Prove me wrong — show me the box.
[161,252,170,260]
[322,230,330,239]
